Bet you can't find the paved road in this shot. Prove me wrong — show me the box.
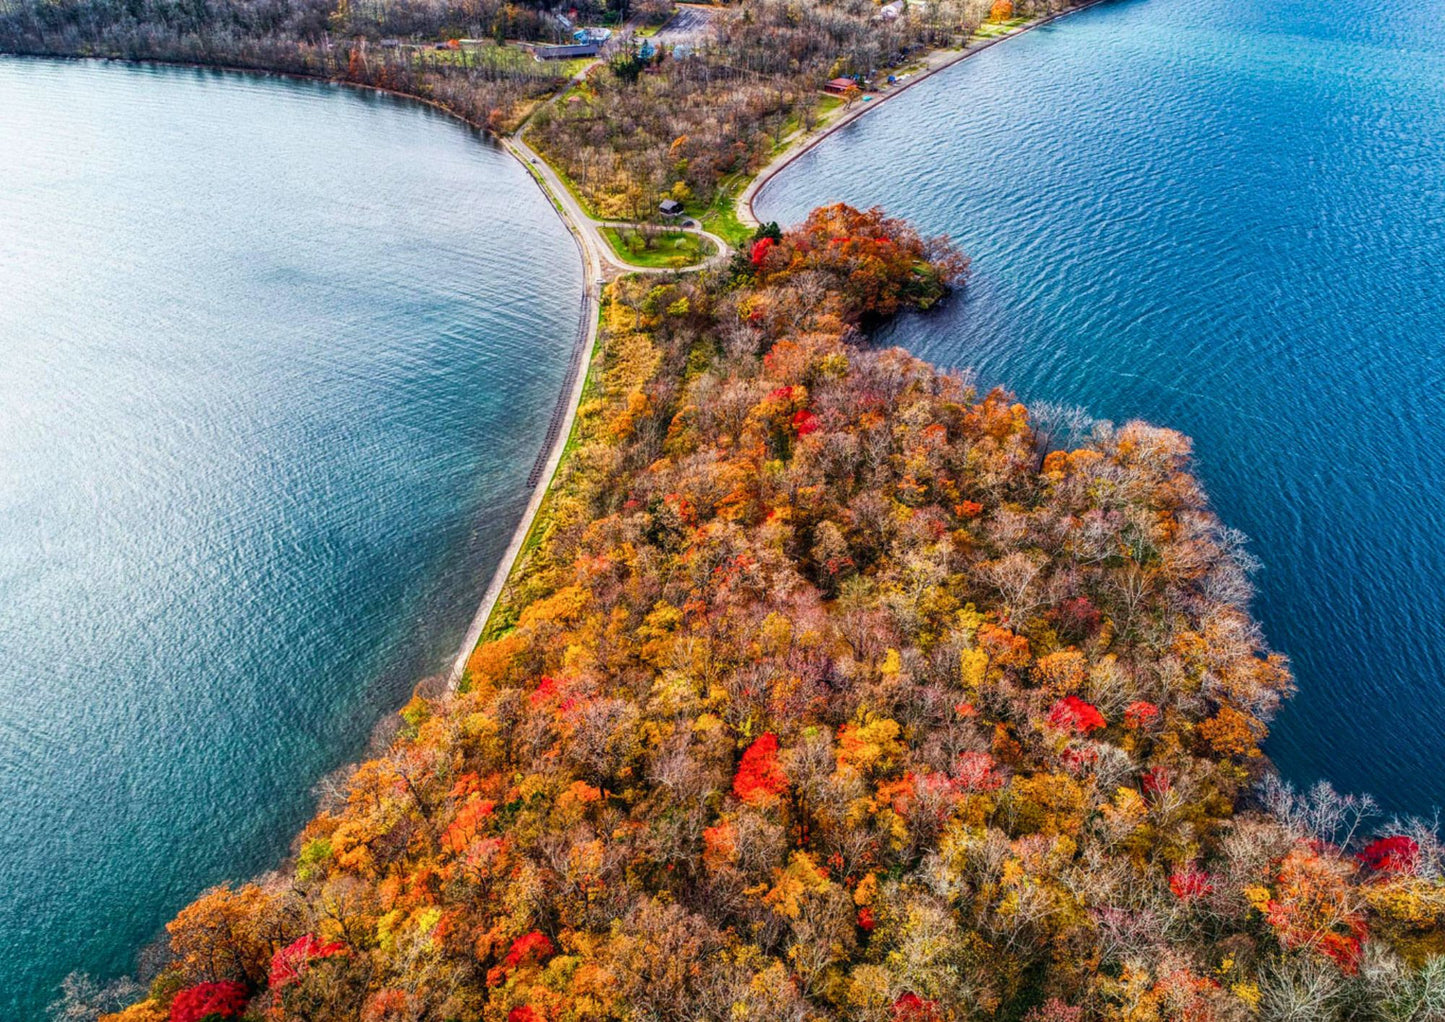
[445,59,733,687]
[508,129,731,276]
[510,45,731,277]
[596,220,732,273]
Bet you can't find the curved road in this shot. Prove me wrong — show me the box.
[507,131,732,276]
[447,77,730,689]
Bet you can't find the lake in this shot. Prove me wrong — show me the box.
[0,58,582,1016]
[757,0,1445,818]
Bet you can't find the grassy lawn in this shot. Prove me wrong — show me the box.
[557,56,596,78]
[410,40,543,68]
[972,16,1029,39]
[602,226,717,268]
[693,180,752,248]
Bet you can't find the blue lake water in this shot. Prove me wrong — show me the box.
[758,0,1445,818]
[0,58,582,1016]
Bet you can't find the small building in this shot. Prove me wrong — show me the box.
[877,0,905,19]
[824,77,858,95]
[525,41,600,59]
[659,199,685,217]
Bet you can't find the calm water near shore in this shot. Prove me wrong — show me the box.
[0,58,582,1015]
[758,0,1445,817]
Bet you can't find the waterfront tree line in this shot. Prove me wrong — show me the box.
[1,0,1086,179]
[0,0,581,130]
[74,206,1445,1021]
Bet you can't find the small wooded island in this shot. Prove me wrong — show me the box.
[4,0,1444,1017]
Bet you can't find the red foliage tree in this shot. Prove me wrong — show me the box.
[1060,745,1098,777]
[529,674,560,707]
[1048,696,1105,734]
[1124,700,1160,729]
[504,931,554,969]
[1319,931,1366,974]
[170,981,249,1022]
[269,933,346,989]
[791,408,819,435]
[1142,766,1171,797]
[733,732,788,805]
[892,993,942,1022]
[1169,866,1214,901]
[486,930,555,987]
[1357,835,1420,875]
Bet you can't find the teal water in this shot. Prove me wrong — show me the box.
[0,59,582,1016]
[758,0,1445,816]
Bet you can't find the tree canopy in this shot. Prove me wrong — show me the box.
[94,206,1445,1021]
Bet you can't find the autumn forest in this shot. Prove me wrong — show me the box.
[5,0,1442,1008]
[78,206,1445,1022]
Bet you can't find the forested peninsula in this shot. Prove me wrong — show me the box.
[66,206,1445,1021]
[6,0,1445,1018]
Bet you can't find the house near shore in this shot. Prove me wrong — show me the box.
[825,77,859,95]
[659,199,685,217]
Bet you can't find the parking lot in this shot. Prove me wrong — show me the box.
[653,4,721,44]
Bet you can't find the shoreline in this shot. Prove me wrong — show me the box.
[0,50,513,132]
[443,219,601,690]
[738,0,1115,227]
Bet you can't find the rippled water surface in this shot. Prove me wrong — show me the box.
[759,0,1445,816]
[0,59,581,1015]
